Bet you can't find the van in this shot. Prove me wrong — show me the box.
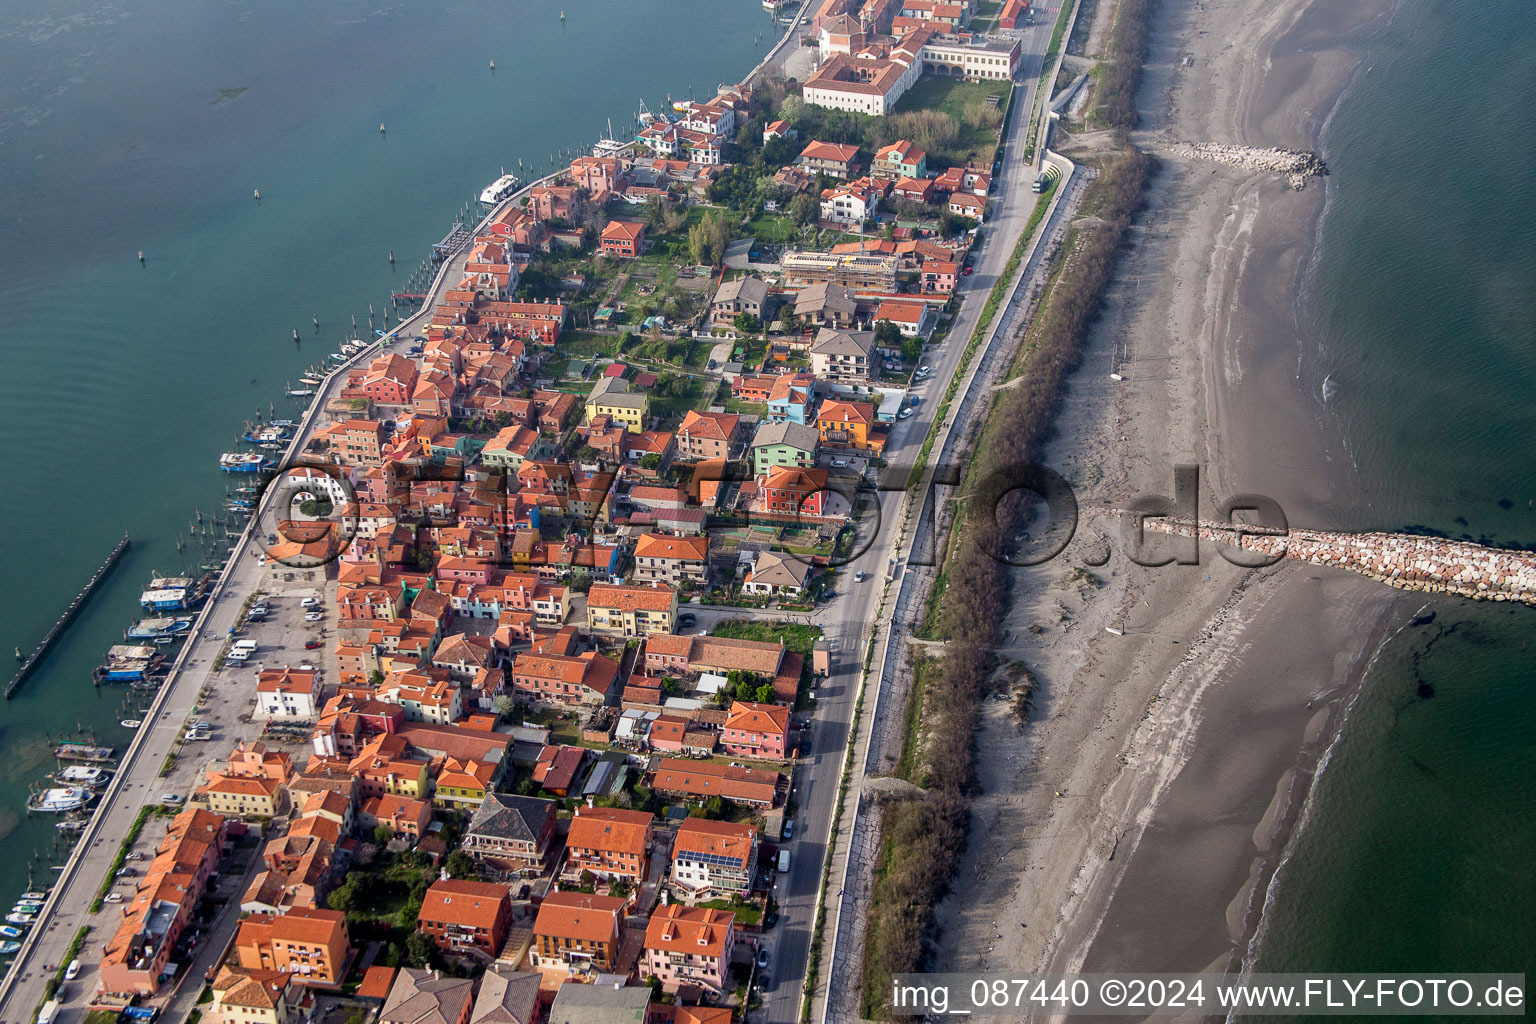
[777,850,791,873]
[1032,175,1047,193]
[38,999,60,1024]
[225,649,249,664]
[65,959,81,981]
[233,640,258,651]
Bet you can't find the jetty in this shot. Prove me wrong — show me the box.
[1133,515,1536,605]
[6,534,130,699]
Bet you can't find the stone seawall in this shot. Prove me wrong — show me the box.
[1133,516,1536,606]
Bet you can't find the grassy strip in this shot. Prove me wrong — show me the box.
[1092,0,1154,130]
[907,183,1055,490]
[92,805,152,912]
[859,147,1151,1021]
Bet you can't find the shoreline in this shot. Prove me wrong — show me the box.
[930,0,1409,990]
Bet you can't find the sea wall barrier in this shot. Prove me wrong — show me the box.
[1135,516,1536,605]
[6,533,131,699]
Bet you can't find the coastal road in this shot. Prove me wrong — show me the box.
[758,15,1061,1022]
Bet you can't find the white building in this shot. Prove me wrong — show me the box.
[255,668,321,719]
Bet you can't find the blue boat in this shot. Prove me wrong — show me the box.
[127,616,194,639]
[220,452,274,472]
[139,574,209,610]
[93,644,165,682]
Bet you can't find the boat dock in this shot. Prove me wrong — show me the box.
[5,534,131,700]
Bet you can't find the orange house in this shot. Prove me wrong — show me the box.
[235,907,353,987]
[599,220,647,258]
[564,806,654,884]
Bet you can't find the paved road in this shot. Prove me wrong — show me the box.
[757,14,1060,1022]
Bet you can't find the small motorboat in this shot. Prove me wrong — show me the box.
[0,942,19,955]
[19,892,48,901]
[5,912,36,926]
[121,719,143,729]
[0,926,23,939]
[56,820,88,833]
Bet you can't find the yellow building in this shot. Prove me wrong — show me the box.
[433,758,498,810]
[208,966,296,1024]
[585,583,679,637]
[199,775,287,819]
[583,377,650,432]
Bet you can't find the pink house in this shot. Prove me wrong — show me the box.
[644,905,736,994]
[643,634,693,677]
[721,701,790,760]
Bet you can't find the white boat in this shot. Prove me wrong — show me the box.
[55,766,110,788]
[5,913,35,926]
[0,926,23,939]
[19,893,47,901]
[287,388,315,397]
[26,787,92,813]
[299,374,324,385]
[121,719,143,729]
[56,820,88,833]
[0,942,20,955]
[479,172,522,205]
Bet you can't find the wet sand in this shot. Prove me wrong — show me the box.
[931,0,1406,993]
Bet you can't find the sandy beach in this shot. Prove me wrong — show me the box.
[931,0,1409,991]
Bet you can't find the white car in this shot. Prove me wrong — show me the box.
[160,793,184,806]
[854,571,867,582]
[304,611,323,622]
[103,893,123,904]
[300,597,321,608]
[898,408,914,419]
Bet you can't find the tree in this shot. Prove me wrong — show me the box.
[640,453,662,471]
[873,319,902,350]
[754,683,776,704]
[577,445,600,463]
[733,312,760,336]
[404,931,437,969]
[492,694,517,718]
[445,850,476,879]
[688,210,734,267]
[372,824,393,847]
[326,883,357,914]
[789,193,819,227]
[901,333,923,362]
[368,669,385,687]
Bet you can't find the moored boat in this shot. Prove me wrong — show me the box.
[52,742,115,763]
[56,820,88,833]
[121,719,143,729]
[0,941,20,955]
[140,574,209,610]
[19,892,47,901]
[479,172,522,205]
[54,765,110,788]
[5,912,36,926]
[287,388,315,397]
[93,644,164,683]
[127,616,194,639]
[26,786,91,813]
[220,452,274,473]
[0,926,23,939]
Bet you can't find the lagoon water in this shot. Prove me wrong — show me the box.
[0,0,771,909]
[1253,0,1536,981]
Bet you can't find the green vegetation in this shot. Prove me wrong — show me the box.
[892,78,1011,167]
[1091,0,1153,130]
[93,806,152,911]
[700,896,764,925]
[861,148,1152,1020]
[710,619,822,656]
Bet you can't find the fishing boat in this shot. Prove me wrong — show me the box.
[121,719,142,729]
[287,387,316,397]
[140,574,209,611]
[241,424,293,444]
[257,442,283,451]
[127,616,194,639]
[0,927,23,939]
[479,171,522,205]
[56,820,88,833]
[220,452,274,473]
[54,765,110,788]
[20,893,47,901]
[5,913,35,926]
[270,419,296,428]
[0,942,21,955]
[92,644,165,683]
[26,786,92,813]
[53,742,115,763]
[13,901,43,911]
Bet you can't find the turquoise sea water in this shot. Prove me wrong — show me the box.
[0,0,771,910]
[1253,0,1536,982]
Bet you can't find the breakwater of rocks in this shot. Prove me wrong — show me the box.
[1132,516,1536,606]
[1168,141,1329,189]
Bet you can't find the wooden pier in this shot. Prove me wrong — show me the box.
[5,533,131,699]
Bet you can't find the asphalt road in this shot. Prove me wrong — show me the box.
[756,14,1060,1022]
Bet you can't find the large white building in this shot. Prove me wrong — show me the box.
[920,33,1021,79]
[802,27,933,115]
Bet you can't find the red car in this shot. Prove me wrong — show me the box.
[962,266,973,276]
[304,640,322,650]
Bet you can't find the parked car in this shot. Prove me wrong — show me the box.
[962,266,974,275]
[757,947,771,969]
[898,408,914,419]
[103,893,123,904]
[854,571,866,582]
[300,597,321,608]
[304,611,323,622]
[304,639,322,650]
[678,613,697,628]
[161,793,184,806]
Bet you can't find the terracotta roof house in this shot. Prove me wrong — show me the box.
[599,220,647,259]
[510,650,621,706]
[798,140,862,179]
[531,891,628,976]
[564,806,655,884]
[418,879,513,960]
[644,905,737,994]
[234,907,353,988]
[670,818,758,902]
[460,792,559,878]
[586,583,679,637]
[676,410,744,461]
[650,758,784,808]
[872,138,928,180]
[632,533,711,587]
[722,700,792,760]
